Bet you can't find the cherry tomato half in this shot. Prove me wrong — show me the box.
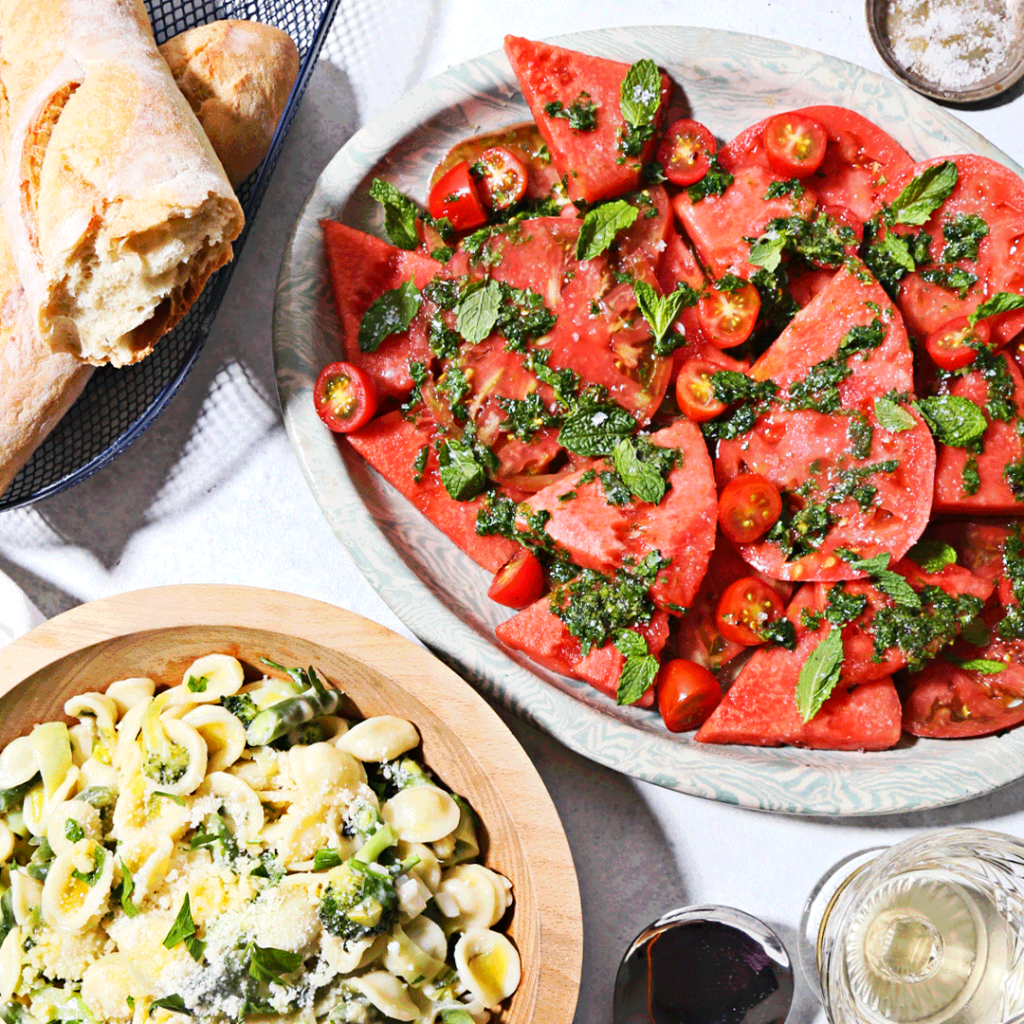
[487,548,545,608]
[656,119,717,187]
[656,659,722,733]
[473,146,528,211]
[428,160,488,231]
[925,316,990,372]
[714,577,786,647]
[719,473,783,545]
[676,359,727,422]
[763,112,828,178]
[697,282,761,348]
[314,361,378,433]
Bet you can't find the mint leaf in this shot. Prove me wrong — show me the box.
[437,437,489,501]
[968,291,1024,326]
[117,860,140,918]
[874,396,916,433]
[358,278,422,353]
[248,942,303,987]
[576,201,639,261]
[148,996,189,1018]
[368,178,420,250]
[611,437,670,505]
[620,59,661,129]
[795,626,845,722]
[886,160,958,226]
[875,230,917,273]
[613,630,659,705]
[953,657,1007,674]
[633,280,691,347]
[64,818,84,843]
[748,229,788,273]
[456,279,502,344]
[907,538,958,574]
[185,674,208,694]
[558,392,637,456]
[918,395,988,449]
[840,551,921,611]
[72,847,105,887]
[163,894,204,962]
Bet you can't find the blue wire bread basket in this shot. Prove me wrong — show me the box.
[0,0,341,511]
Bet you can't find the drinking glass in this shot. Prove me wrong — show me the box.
[800,828,1024,1024]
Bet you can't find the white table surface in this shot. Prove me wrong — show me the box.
[3,2,1024,1021]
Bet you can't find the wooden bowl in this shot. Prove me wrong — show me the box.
[0,584,582,1024]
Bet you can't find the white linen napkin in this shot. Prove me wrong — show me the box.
[0,570,45,649]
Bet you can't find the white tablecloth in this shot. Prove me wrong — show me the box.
[2,3,1024,1020]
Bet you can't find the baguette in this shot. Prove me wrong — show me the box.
[0,237,92,497]
[0,15,299,498]
[0,0,245,367]
[160,20,300,188]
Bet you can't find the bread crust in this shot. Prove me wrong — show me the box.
[0,0,245,367]
[160,20,300,188]
[0,228,92,497]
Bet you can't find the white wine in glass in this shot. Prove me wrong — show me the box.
[802,828,1024,1024]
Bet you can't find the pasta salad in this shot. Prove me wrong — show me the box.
[0,655,520,1024]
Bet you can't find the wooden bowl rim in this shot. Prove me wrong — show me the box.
[0,583,583,1023]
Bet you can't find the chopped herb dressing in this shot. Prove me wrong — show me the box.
[550,552,668,654]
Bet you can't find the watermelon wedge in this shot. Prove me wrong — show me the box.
[523,418,717,610]
[715,261,936,582]
[346,411,517,573]
[495,598,669,707]
[504,35,671,205]
[695,634,902,750]
[321,219,445,398]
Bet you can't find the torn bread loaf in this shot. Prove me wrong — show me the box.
[1,15,298,497]
[0,0,245,367]
[160,19,300,188]
[0,235,92,497]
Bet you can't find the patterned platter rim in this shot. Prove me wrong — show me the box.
[273,25,1024,816]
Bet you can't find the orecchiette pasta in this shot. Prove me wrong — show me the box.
[0,655,521,1024]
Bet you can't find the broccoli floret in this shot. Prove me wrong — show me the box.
[143,743,189,786]
[318,863,398,944]
[221,694,260,727]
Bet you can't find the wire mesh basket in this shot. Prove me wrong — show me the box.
[0,0,340,511]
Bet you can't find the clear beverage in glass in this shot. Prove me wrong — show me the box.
[802,828,1024,1024]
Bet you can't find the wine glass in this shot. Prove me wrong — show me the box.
[800,828,1024,1024]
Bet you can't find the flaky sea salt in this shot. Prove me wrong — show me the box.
[886,0,1023,90]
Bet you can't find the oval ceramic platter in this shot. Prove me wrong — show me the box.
[274,26,1024,816]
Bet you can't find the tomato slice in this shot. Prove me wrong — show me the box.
[924,316,990,372]
[902,661,1024,738]
[676,359,727,422]
[428,160,488,230]
[763,112,827,178]
[718,473,783,545]
[656,659,722,732]
[656,119,717,187]
[487,548,545,608]
[714,577,785,646]
[473,146,528,211]
[697,282,761,348]
[314,361,378,433]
